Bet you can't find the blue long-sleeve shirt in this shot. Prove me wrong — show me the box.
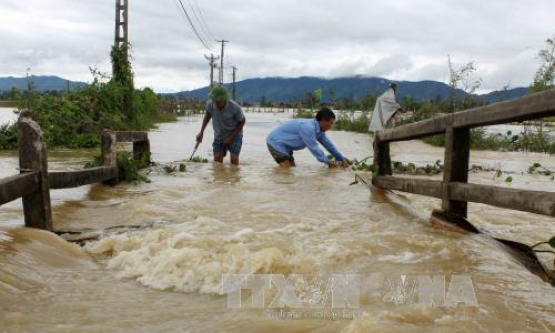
[266,119,345,164]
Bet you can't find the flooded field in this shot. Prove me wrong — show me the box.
[1,112,554,333]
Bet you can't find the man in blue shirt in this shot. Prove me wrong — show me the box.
[266,108,350,168]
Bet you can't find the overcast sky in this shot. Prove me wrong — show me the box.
[1,0,554,93]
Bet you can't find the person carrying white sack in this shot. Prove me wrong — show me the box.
[369,83,405,133]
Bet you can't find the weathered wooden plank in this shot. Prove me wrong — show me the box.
[362,174,555,217]
[0,173,39,205]
[441,127,470,217]
[115,131,149,143]
[377,89,555,143]
[450,182,555,217]
[377,115,451,142]
[18,118,53,231]
[453,89,555,128]
[371,175,443,199]
[49,167,118,190]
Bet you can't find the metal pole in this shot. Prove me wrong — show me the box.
[232,66,237,101]
[217,40,229,84]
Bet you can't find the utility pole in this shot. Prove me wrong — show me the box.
[114,0,129,48]
[204,54,220,90]
[217,40,229,84]
[113,0,131,116]
[231,66,237,101]
[26,67,32,110]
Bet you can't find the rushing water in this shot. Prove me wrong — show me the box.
[0,112,554,333]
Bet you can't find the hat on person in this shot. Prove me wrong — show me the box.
[210,85,229,102]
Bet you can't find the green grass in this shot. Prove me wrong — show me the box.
[84,151,151,183]
[333,114,369,133]
[422,128,555,154]
[293,109,314,119]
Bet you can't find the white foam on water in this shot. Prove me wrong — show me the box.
[86,223,289,294]
[85,218,370,294]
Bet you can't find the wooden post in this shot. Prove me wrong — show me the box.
[18,118,52,231]
[373,135,392,176]
[441,126,470,217]
[101,130,118,185]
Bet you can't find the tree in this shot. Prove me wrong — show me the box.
[110,43,134,117]
[328,87,335,103]
[25,68,37,110]
[400,96,419,111]
[9,85,21,101]
[305,92,314,111]
[313,88,323,109]
[361,92,378,111]
[446,55,482,112]
[530,35,555,94]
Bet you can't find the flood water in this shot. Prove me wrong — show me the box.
[0,112,554,333]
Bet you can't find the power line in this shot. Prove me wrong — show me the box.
[191,0,217,41]
[187,0,217,42]
[174,0,214,52]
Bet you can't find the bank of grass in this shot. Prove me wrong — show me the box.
[85,151,152,183]
[294,108,370,133]
[0,123,18,150]
[0,101,18,108]
[293,109,314,119]
[421,128,555,154]
[334,111,370,133]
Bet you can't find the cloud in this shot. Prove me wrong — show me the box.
[0,0,553,92]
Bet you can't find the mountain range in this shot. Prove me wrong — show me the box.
[169,76,528,104]
[0,75,528,104]
[0,76,87,92]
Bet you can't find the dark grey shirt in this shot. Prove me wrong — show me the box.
[206,100,245,141]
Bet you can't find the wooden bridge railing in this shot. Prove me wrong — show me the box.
[369,89,555,218]
[0,117,150,231]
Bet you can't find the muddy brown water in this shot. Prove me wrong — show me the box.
[0,112,554,333]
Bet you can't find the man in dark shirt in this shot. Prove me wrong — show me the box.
[196,86,246,165]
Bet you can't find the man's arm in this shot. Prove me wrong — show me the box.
[196,112,212,143]
[223,118,246,144]
[319,134,345,161]
[298,123,334,166]
[223,106,246,144]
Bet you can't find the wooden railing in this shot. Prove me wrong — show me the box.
[0,117,150,231]
[369,89,555,218]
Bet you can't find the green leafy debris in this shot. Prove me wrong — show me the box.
[190,156,209,163]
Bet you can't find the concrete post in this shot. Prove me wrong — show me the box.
[133,139,150,163]
[101,130,118,185]
[18,118,52,230]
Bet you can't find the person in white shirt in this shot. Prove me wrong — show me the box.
[369,83,405,133]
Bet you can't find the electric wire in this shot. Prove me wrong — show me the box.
[174,0,214,51]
